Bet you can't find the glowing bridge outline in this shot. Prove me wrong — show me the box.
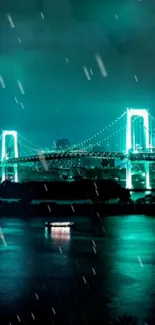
[1,107,155,189]
[3,151,155,164]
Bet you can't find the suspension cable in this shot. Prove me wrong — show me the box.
[69,111,127,150]
[18,133,45,151]
[84,116,140,151]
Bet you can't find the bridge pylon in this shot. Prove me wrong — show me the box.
[1,130,18,182]
[126,108,151,189]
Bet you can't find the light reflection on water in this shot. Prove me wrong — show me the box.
[111,216,155,319]
[51,227,71,241]
[131,191,151,201]
[45,226,71,242]
[0,216,155,323]
[1,191,152,204]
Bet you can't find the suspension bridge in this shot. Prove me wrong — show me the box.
[1,108,155,189]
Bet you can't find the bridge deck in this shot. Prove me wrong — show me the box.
[1,151,155,164]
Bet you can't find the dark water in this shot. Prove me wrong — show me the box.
[1,216,155,324]
[2,191,152,204]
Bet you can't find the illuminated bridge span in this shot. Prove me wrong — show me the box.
[6,151,125,163]
[5,152,155,164]
[130,153,155,161]
[1,107,155,189]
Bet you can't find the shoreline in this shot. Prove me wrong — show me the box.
[0,201,154,217]
[0,180,154,217]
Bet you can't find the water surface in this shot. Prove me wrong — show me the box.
[0,215,155,324]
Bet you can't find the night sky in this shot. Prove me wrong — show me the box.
[0,0,155,147]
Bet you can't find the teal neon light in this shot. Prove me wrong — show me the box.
[126,108,151,190]
[1,130,18,182]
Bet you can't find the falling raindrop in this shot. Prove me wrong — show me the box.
[20,102,24,109]
[7,14,15,28]
[17,80,25,94]
[14,96,18,104]
[95,53,108,77]
[40,12,45,20]
[82,276,87,284]
[134,75,138,82]
[0,75,6,88]
[16,314,21,322]
[31,313,35,320]
[83,66,91,80]
[52,307,56,315]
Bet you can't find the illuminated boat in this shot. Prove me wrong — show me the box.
[45,222,74,228]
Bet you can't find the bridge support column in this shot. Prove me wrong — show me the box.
[144,162,150,189]
[126,108,151,189]
[1,130,18,183]
[1,164,18,183]
[126,161,132,189]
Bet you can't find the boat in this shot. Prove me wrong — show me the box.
[45,222,74,228]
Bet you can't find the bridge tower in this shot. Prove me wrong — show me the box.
[1,130,18,182]
[126,108,150,189]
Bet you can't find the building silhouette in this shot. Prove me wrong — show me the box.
[56,139,70,150]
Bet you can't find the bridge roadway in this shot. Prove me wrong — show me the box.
[1,151,155,164]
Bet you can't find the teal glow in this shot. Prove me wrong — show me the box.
[113,215,154,318]
[0,112,153,189]
[1,130,19,182]
[126,108,150,189]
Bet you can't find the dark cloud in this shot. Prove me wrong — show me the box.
[0,0,155,147]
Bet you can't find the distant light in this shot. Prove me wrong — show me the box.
[7,13,15,28]
[45,222,74,227]
[95,53,108,77]
[18,38,21,44]
[90,68,93,75]
[0,75,6,88]
[65,57,69,63]
[51,227,71,240]
[115,14,118,20]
